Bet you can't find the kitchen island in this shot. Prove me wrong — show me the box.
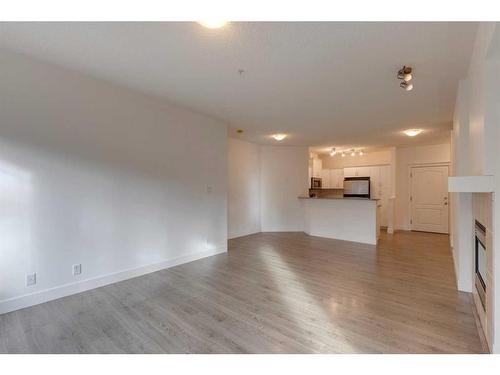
[299,196,380,245]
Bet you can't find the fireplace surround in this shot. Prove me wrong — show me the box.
[475,220,487,309]
[471,193,493,351]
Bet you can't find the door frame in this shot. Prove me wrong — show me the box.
[408,162,450,233]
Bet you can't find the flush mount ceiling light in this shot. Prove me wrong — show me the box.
[397,66,414,91]
[272,134,287,141]
[404,128,423,137]
[198,20,229,29]
[330,147,337,156]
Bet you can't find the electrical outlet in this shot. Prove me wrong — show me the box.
[73,264,82,276]
[26,273,36,287]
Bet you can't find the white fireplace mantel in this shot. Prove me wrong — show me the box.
[448,175,494,193]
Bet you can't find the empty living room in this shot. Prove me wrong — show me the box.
[1,1,499,374]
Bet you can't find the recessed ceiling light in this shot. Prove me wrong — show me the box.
[272,134,287,141]
[404,129,423,137]
[198,21,228,29]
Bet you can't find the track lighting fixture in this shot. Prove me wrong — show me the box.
[397,66,413,91]
[330,148,365,157]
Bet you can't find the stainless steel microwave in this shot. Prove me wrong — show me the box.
[311,177,322,189]
[343,177,370,198]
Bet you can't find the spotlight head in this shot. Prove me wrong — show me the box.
[398,66,412,79]
[400,81,413,91]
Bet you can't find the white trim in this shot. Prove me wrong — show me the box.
[228,230,261,240]
[0,246,226,315]
[448,175,494,192]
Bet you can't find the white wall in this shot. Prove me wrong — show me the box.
[260,146,309,232]
[228,141,309,236]
[467,24,496,176]
[450,23,500,352]
[395,143,451,230]
[0,49,228,313]
[227,138,261,239]
[450,79,473,292]
[489,57,500,355]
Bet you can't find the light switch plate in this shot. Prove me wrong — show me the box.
[26,273,36,287]
[73,264,82,276]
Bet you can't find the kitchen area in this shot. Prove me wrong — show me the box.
[299,150,393,245]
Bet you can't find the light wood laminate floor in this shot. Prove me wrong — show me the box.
[0,231,485,353]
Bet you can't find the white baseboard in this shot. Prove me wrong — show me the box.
[395,225,410,231]
[228,229,261,240]
[0,247,226,315]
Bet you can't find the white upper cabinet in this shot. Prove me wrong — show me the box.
[379,165,391,197]
[343,167,357,177]
[356,166,371,178]
[319,168,344,189]
[368,166,380,198]
[320,169,331,188]
[343,166,371,178]
[311,158,323,178]
[332,168,344,188]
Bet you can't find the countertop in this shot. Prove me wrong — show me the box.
[298,196,380,201]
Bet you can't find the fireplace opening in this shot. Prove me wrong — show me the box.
[474,220,486,310]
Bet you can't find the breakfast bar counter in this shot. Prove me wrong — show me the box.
[299,196,380,245]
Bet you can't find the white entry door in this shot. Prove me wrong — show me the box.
[410,165,449,234]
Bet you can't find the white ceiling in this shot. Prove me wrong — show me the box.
[0,22,477,150]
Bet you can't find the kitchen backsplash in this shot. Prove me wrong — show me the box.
[309,188,344,198]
